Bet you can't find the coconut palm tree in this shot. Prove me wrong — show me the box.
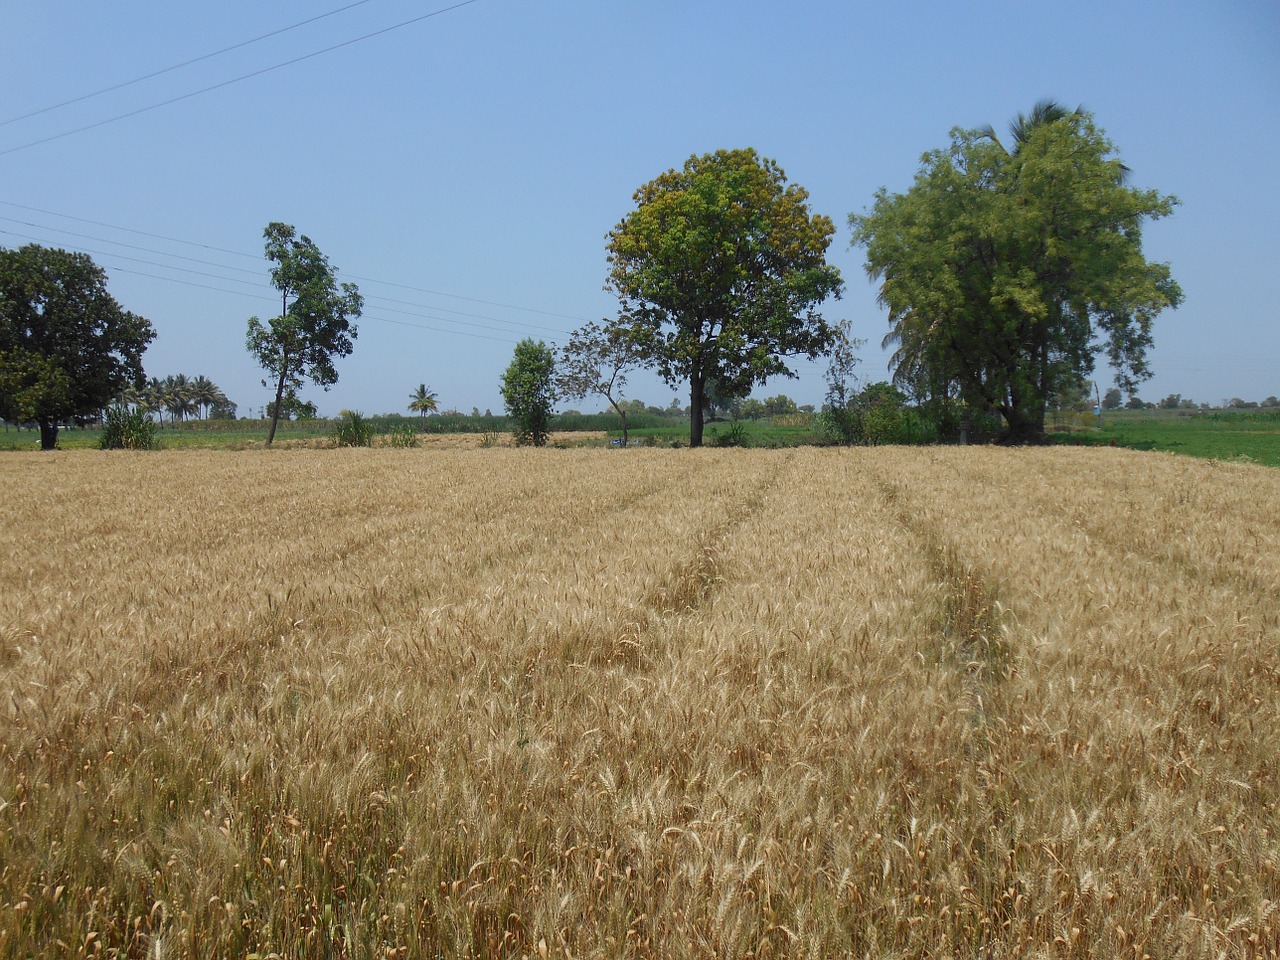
[190,375,220,419]
[117,383,143,412]
[164,374,196,424]
[977,99,1081,154]
[978,99,1128,183]
[408,384,439,421]
[143,377,167,424]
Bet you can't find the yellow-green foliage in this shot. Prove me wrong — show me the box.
[0,448,1277,958]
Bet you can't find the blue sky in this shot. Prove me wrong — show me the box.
[3,1,1277,416]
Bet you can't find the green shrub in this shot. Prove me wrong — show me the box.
[98,406,158,450]
[708,422,749,448]
[332,410,372,448]
[385,423,417,448]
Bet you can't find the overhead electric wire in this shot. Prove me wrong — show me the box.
[0,201,259,259]
[0,0,380,128]
[0,0,481,158]
[342,273,590,324]
[0,200,592,324]
[0,216,264,277]
[0,225,538,343]
[97,266,521,345]
[0,217,575,337]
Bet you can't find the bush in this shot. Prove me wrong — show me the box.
[708,422,749,447]
[384,423,417,448]
[98,405,158,450]
[332,410,372,447]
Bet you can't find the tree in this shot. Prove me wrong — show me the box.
[816,320,864,445]
[141,376,167,424]
[0,244,154,450]
[190,375,220,419]
[1101,387,1123,411]
[164,373,196,424]
[850,104,1182,443]
[266,393,317,421]
[557,320,643,445]
[1048,375,1091,414]
[500,338,555,446]
[606,148,844,447]
[246,222,362,446]
[762,394,799,418]
[701,374,747,422]
[209,396,237,420]
[408,383,439,421]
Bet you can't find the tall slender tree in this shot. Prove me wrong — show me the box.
[190,375,219,419]
[408,383,439,421]
[164,373,195,424]
[142,376,167,424]
[246,223,362,446]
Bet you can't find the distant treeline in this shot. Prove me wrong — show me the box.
[152,410,685,435]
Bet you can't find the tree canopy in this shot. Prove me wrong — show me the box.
[408,384,439,420]
[500,338,555,446]
[246,222,362,446]
[850,104,1182,443]
[0,244,154,450]
[606,148,844,447]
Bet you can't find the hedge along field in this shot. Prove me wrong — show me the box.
[0,448,1277,959]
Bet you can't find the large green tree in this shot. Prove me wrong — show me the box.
[606,148,844,447]
[500,338,555,446]
[246,223,362,446]
[850,105,1182,443]
[0,244,154,450]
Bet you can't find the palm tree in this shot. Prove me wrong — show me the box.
[978,99,1128,183]
[977,99,1082,154]
[164,374,196,424]
[190,375,220,419]
[408,384,439,422]
[117,383,143,412]
[143,377,167,424]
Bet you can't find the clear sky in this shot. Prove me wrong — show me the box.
[3,1,1277,416]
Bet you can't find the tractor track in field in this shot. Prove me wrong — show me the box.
[865,463,1011,742]
[643,451,796,618]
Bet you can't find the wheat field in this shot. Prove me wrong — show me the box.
[0,447,1277,959]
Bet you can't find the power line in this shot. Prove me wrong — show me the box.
[0,0,481,158]
[0,224,539,343]
[0,200,593,324]
[0,201,257,259]
[0,0,380,128]
[100,265,520,344]
[0,218,575,337]
[0,216,263,276]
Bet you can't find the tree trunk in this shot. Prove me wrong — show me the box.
[689,370,706,448]
[265,365,289,447]
[608,397,629,446]
[37,418,58,451]
[1001,405,1047,444]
